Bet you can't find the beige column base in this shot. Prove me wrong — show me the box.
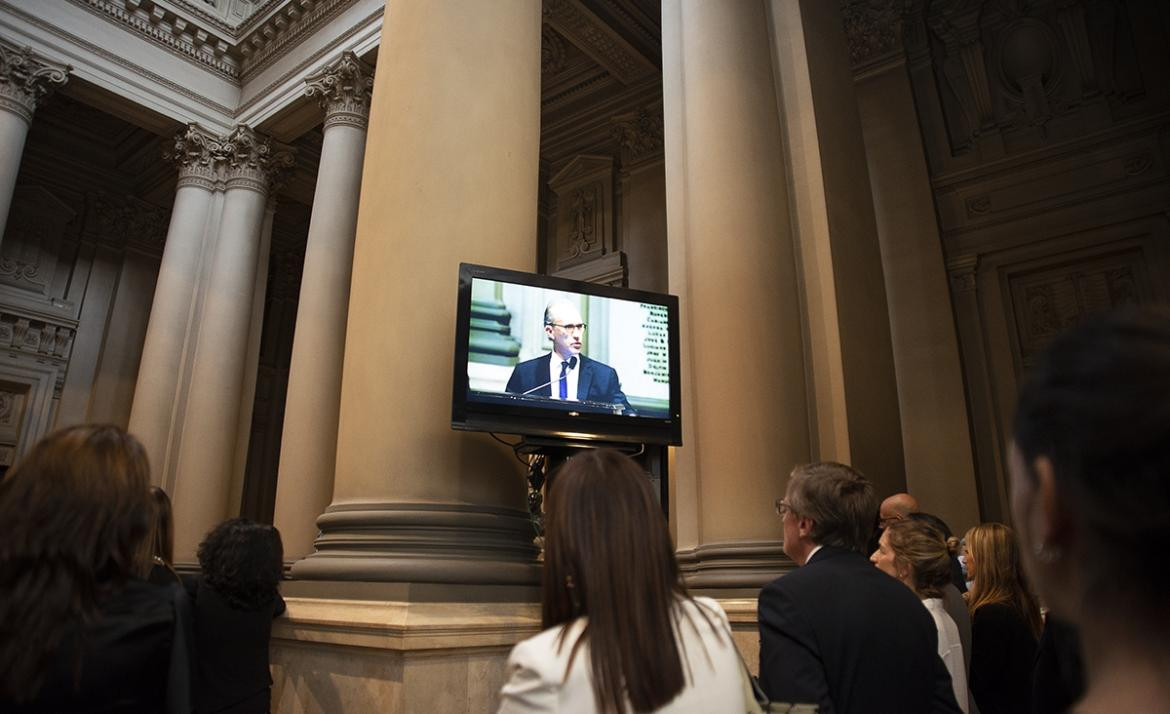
[269,588,764,712]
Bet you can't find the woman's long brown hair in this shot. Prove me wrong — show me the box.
[542,449,692,713]
[964,522,1042,637]
[0,425,152,702]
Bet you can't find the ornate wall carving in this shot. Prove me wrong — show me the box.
[610,102,664,167]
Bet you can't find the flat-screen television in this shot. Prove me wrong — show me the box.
[451,263,682,445]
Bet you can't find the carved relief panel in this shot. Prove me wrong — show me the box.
[0,185,77,298]
[915,0,1162,165]
[1008,247,1150,369]
[546,154,625,284]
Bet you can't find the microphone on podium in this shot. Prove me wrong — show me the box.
[520,355,578,396]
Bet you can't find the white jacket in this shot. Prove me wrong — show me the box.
[497,596,745,713]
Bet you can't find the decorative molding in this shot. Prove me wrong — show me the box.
[946,254,979,293]
[676,540,795,590]
[5,4,237,122]
[238,0,356,81]
[304,51,373,131]
[610,102,663,166]
[542,0,656,85]
[0,39,70,124]
[290,502,541,585]
[0,309,76,362]
[68,0,241,79]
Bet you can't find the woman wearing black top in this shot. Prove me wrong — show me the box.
[189,518,285,714]
[0,424,191,713]
[963,522,1042,714]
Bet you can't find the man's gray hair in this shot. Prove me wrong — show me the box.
[786,462,877,553]
[544,298,577,326]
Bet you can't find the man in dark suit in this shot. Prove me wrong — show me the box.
[505,299,633,414]
[759,462,962,714]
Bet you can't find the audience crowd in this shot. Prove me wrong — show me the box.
[1,307,1164,713]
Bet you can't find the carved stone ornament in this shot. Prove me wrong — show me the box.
[0,39,70,124]
[610,104,664,166]
[304,51,375,130]
[841,0,914,68]
[165,123,294,193]
[541,25,567,75]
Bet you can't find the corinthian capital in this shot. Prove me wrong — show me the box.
[164,123,295,194]
[304,52,375,131]
[0,39,70,124]
[219,125,296,194]
[166,123,226,189]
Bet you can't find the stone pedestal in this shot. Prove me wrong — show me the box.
[0,40,68,244]
[273,52,374,560]
[290,0,543,584]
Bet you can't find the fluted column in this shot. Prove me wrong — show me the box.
[171,127,293,561]
[664,0,810,588]
[291,0,542,583]
[130,125,221,485]
[273,52,374,560]
[0,40,68,244]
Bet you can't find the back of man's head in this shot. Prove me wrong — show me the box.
[788,462,877,553]
[879,492,920,523]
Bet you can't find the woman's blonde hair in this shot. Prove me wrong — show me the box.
[884,519,953,598]
[964,523,1042,637]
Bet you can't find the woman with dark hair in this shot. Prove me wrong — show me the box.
[1011,307,1170,712]
[143,485,182,587]
[871,518,970,713]
[497,449,743,713]
[963,522,1041,714]
[0,424,191,712]
[189,518,285,714]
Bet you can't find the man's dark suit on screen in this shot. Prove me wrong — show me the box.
[505,354,633,414]
[758,545,963,714]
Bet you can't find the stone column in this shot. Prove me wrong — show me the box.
[663,0,810,588]
[129,125,220,485]
[765,0,904,494]
[848,5,980,535]
[273,52,374,560]
[291,0,542,584]
[171,127,293,561]
[0,40,68,243]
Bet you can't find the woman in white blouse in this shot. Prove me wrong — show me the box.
[497,449,745,714]
[871,518,970,714]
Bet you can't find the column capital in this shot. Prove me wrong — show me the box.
[166,123,226,190]
[165,123,295,193]
[220,125,295,194]
[0,40,70,125]
[304,52,374,131]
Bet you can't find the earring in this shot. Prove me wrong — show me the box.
[1033,541,1062,564]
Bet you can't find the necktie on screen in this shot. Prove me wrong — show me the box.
[559,360,570,399]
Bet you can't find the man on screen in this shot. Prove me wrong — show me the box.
[505,299,634,414]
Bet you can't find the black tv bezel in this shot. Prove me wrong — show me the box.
[451,263,683,446]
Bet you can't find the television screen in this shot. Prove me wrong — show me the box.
[451,263,682,445]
